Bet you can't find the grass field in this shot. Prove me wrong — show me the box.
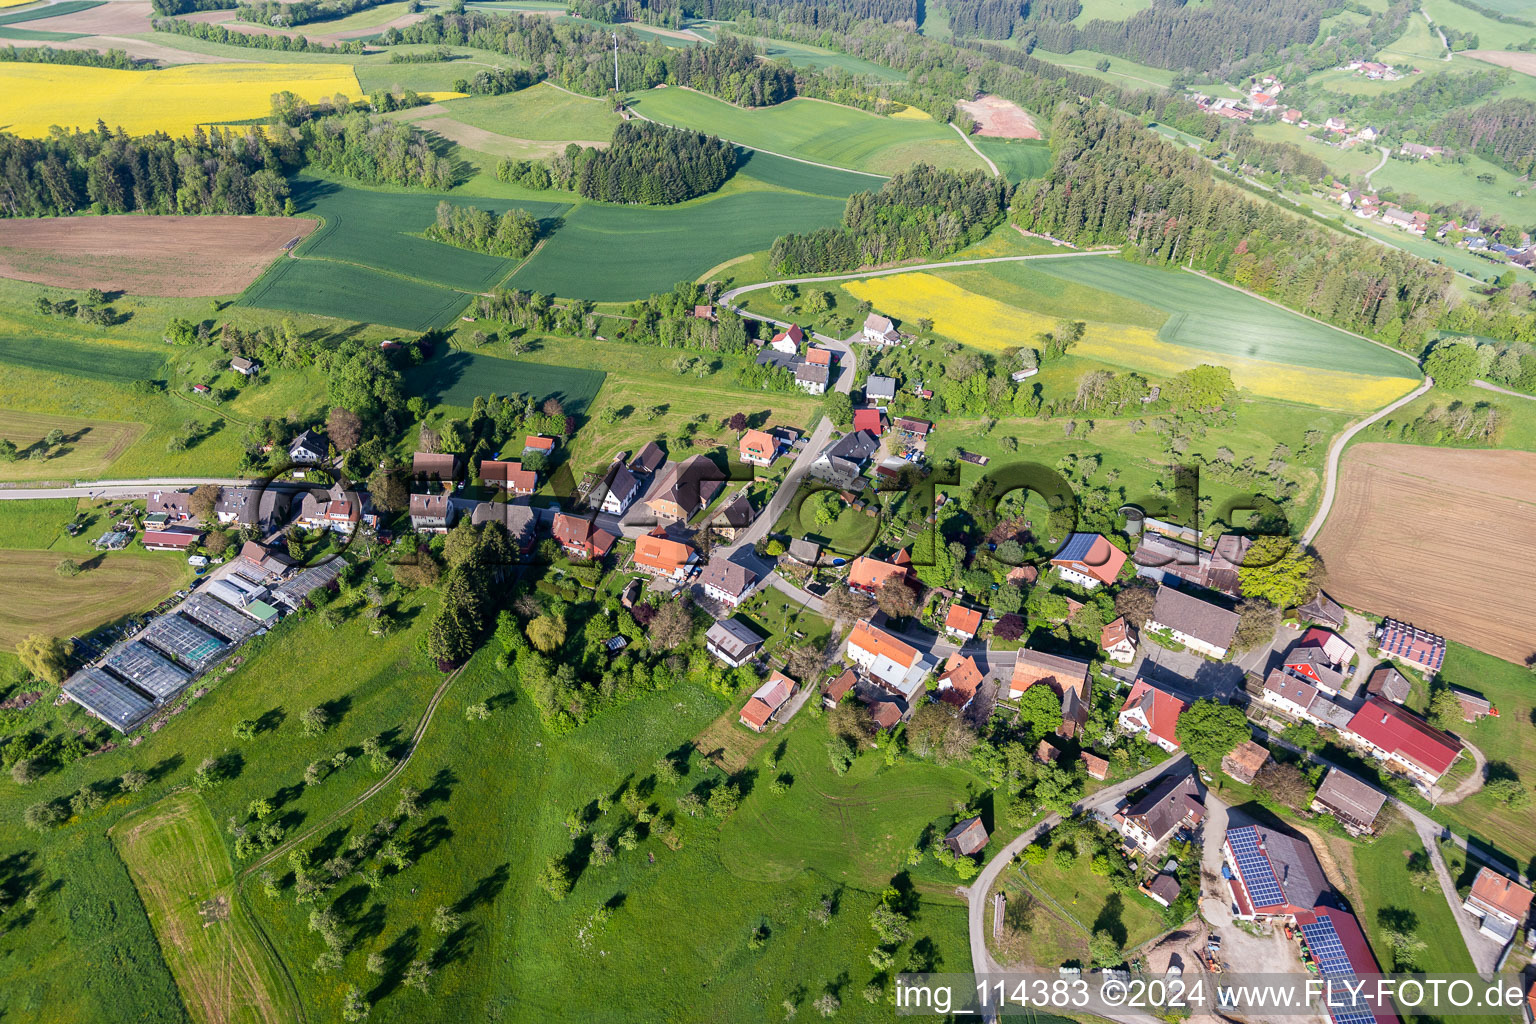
[1251,122,1386,180]
[0,408,144,481]
[239,257,471,331]
[403,349,606,414]
[506,188,846,300]
[0,331,166,383]
[0,62,361,137]
[1015,837,1167,955]
[1071,0,1153,23]
[0,0,99,19]
[841,258,1421,411]
[112,792,298,1024]
[625,87,984,175]
[1362,380,1536,452]
[0,548,189,648]
[972,136,1051,181]
[439,82,621,142]
[354,52,526,95]
[1425,0,1535,50]
[1372,153,1535,229]
[756,34,909,81]
[243,648,977,1023]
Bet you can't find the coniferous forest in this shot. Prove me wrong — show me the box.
[496,121,735,204]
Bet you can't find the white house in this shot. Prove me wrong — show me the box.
[597,462,641,515]
[768,325,803,355]
[1460,868,1534,943]
[1146,585,1239,658]
[1118,678,1188,752]
[846,619,935,706]
[795,362,829,395]
[1101,616,1137,663]
[862,313,901,345]
[287,429,328,465]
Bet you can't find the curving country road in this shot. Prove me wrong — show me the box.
[951,122,1000,177]
[1473,378,1536,402]
[1363,144,1390,187]
[1300,377,1433,544]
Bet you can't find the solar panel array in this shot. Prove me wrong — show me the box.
[62,666,155,730]
[180,593,260,642]
[1227,827,1285,908]
[105,641,190,701]
[1301,915,1377,1024]
[143,615,226,671]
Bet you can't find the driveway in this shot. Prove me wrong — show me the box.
[1131,643,1246,701]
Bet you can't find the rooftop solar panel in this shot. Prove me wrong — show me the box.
[1228,827,1286,908]
[104,641,190,701]
[142,615,226,670]
[1302,916,1355,976]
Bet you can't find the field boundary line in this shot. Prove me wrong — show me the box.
[624,94,891,180]
[719,249,1119,302]
[951,122,999,177]
[1177,267,1425,373]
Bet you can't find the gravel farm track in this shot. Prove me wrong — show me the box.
[0,215,316,296]
[1313,441,1536,665]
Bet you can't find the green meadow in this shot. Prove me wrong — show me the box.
[437,82,623,142]
[972,136,1051,182]
[403,349,606,414]
[625,87,985,175]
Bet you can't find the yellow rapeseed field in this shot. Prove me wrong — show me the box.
[1,63,362,138]
[889,104,932,120]
[0,0,37,8]
[845,272,1420,412]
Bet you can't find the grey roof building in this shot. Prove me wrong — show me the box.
[865,375,897,403]
[62,666,156,732]
[704,618,765,667]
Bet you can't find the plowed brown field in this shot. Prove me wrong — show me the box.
[1314,442,1536,664]
[0,215,313,295]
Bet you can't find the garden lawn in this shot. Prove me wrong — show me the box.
[402,348,606,416]
[244,650,975,1023]
[437,82,621,141]
[625,88,984,175]
[1424,644,1536,865]
[111,791,299,1024]
[0,577,442,1023]
[505,189,846,300]
[1017,842,1167,952]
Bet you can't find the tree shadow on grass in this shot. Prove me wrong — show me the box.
[431,921,479,970]
[421,766,457,808]
[454,863,509,914]
[366,925,420,1004]
[405,815,453,862]
[255,706,286,734]
[1092,893,1127,947]
[148,753,183,783]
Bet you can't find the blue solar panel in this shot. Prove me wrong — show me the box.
[1302,915,1379,1024]
[1228,827,1285,907]
[1055,533,1098,562]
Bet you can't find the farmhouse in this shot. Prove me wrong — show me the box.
[631,441,666,476]
[296,482,371,534]
[943,603,982,640]
[738,429,779,466]
[1299,590,1346,630]
[413,451,461,485]
[708,491,755,541]
[1365,664,1411,703]
[847,551,909,593]
[852,407,884,435]
[141,528,202,551]
[846,619,935,706]
[1118,678,1188,752]
[230,356,259,376]
[696,558,759,607]
[936,652,982,711]
[1050,532,1127,589]
[1101,615,1137,663]
[1461,867,1534,942]
[633,529,696,581]
[216,486,291,531]
[1281,645,1347,697]
[1311,769,1387,835]
[809,430,879,489]
[146,489,194,523]
[409,492,455,532]
[468,500,536,553]
[1010,648,1092,738]
[1344,696,1463,786]
[795,363,829,395]
[1223,823,1330,919]
[1147,585,1239,658]
[944,816,988,857]
[863,312,901,345]
[596,461,641,515]
[704,618,765,668]
[1220,739,1269,785]
[647,454,725,521]
[864,375,897,405]
[1294,907,1399,1024]
[1293,626,1354,668]
[288,428,328,465]
[480,459,537,498]
[824,667,856,709]
[768,324,803,354]
[1118,774,1205,853]
[739,672,796,732]
[551,513,618,560]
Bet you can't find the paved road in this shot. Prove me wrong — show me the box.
[1472,378,1536,402]
[964,754,1193,999]
[1301,378,1433,544]
[717,324,854,556]
[1363,145,1390,187]
[719,250,1118,304]
[0,477,252,500]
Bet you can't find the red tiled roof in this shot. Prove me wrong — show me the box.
[1468,867,1534,920]
[480,459,536,493]
[739,429,776,460]
[1120,677,1188,748]
[848,555,908,590]
[852,408,883,434]
[937,652,982,706]
[1346,696,1462,776]
[807,347,832,365]
[1081,751,1110,779]
[1050,533,1127,585]
[634,529,694,574]
[945,604,982,636]
[848,620,918,669]
[524,435,555,451]
[825,668,856,704]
